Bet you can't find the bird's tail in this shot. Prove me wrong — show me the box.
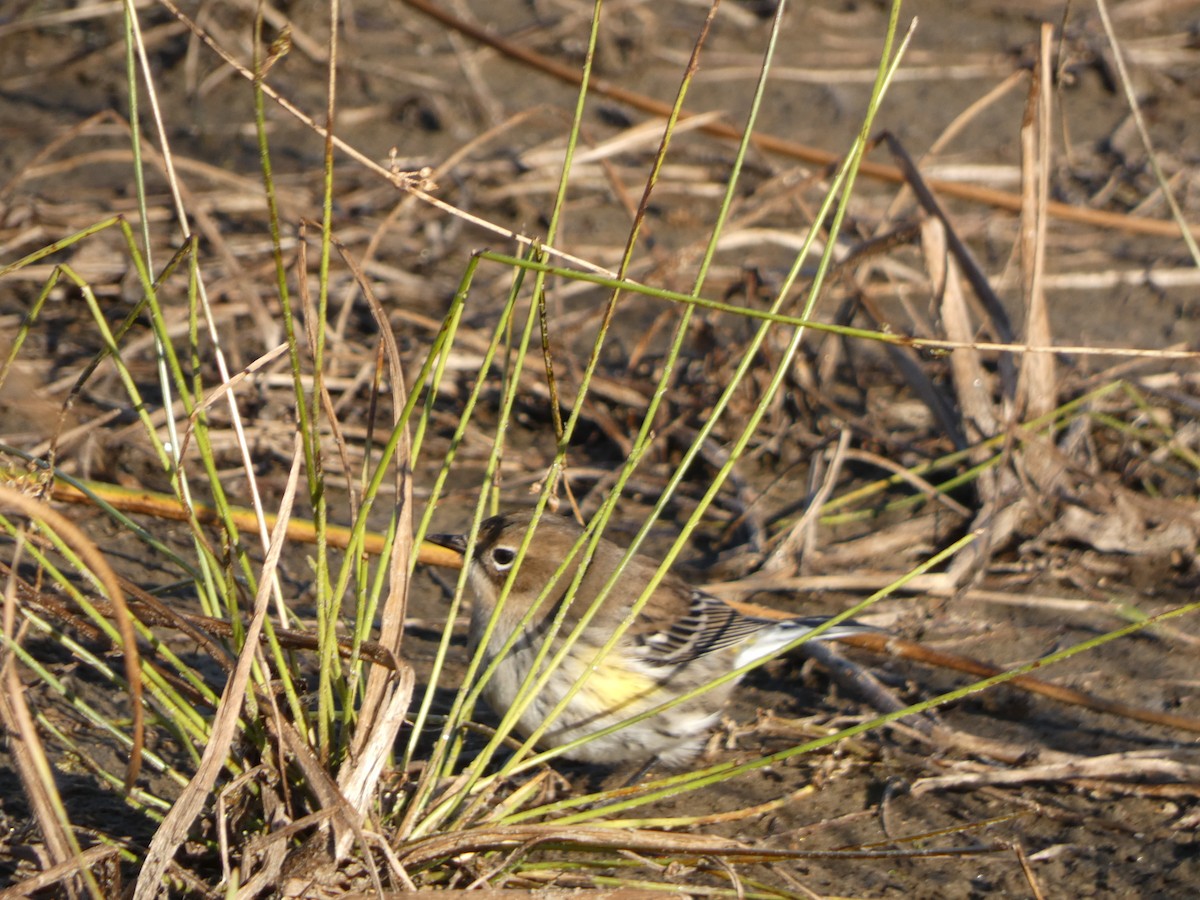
[733,616,877,669]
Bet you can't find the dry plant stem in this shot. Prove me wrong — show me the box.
[923,215,1021,589]
[929,217,1001,440]
[886,134,1018,354]
[838,632,1200,735]
[914,751,1200,796]
[899,698,1194,787]
[0,845,121,900]
[277,717,387,893]
[0,486,144,790]
[3,562,406,674]
[715,593,1200,735]
[404,0,1200,241]
[763,429,852,574]
[340,104,550,326]
[1014,840,1048,900]
[395,823,999,871]
[185,342,291,422]
[9,470,463,570]
[215,764,273,888]
[338,231,416,840]
[132,444,303,900]
[1,544,94,896]
[1093,0,1200,264]
[1014,26,1057,422]
[126,4,279,588]
[394,824,776,871]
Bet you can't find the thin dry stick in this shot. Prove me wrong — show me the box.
[1014,840,1049,900]
[913,751,1200,794]
[1094,0,1200,264]
[763,428,852,574]
[703,592,1200,735]
[836,631,1200,736]
[151,0,617,277]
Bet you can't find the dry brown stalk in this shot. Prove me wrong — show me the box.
[4,470,462,570]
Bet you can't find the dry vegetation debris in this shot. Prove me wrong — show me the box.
[0,0,1199,896]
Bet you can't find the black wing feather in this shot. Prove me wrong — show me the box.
[639,591,772,666]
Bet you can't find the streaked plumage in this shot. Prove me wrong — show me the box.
[430,512,873,766]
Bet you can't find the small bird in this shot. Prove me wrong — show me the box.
[429,511,875,766]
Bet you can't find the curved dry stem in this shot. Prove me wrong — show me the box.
[0,485,144,790]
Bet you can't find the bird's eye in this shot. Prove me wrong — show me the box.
[490,546,517,571]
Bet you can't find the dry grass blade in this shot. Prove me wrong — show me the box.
[336,235,417,850]
[131,443,303,900]
[1094,0,1200,264]
[920,217,1017,588]
[346,240,414,664]
[1014,25,1057,421]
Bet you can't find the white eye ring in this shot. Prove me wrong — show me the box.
[490,546,517,571]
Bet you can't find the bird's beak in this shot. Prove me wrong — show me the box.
[423,532,468,569]
[427,532,468,554]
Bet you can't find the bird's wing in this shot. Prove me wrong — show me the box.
[635,587,878,669]
[636,589,775,667]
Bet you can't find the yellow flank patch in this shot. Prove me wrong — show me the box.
[581,658,656,714]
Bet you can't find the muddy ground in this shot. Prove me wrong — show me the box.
[1,0,1199,896]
